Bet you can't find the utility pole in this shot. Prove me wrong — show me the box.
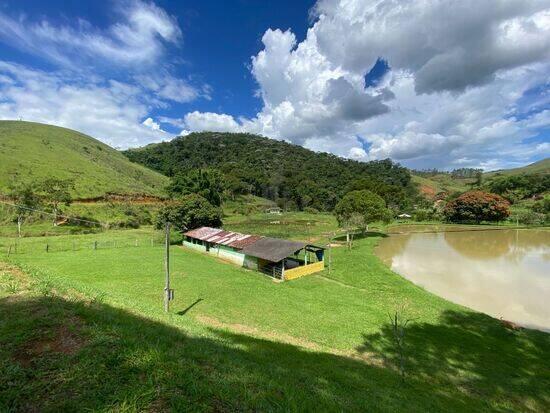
[164,221,172,312]
[328,235,332,275]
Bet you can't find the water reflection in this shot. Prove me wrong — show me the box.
[376,228,550,331]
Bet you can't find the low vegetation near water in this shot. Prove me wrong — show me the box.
[1,223,549,411]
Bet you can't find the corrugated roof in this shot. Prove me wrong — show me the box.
[205,230,248,246]
[229,235,264,249]
[184,227,264,250]
[185,227,320,261]
[184,227,223,240]
[241,237,307,263]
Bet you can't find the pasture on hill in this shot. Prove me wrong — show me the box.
[1,226,549,412]
[0,121,168,198]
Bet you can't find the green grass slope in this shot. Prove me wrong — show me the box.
[413,158,550,198]
[1,228,548,411]
[484,157,550,178]
[412,174,472,197]
[0,121,169,199]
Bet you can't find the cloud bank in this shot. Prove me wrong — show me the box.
[174,0,550,169]
[0,0,206,147]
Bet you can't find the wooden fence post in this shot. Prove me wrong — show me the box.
[7,245,12,257]
[46,244,49,253]
[94,241,97,250]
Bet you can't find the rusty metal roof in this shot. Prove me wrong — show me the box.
[241,237,308,263]
[185,227,320,261]
[229,235,263,249]
[184,227,264,250]
[184,227,223,240]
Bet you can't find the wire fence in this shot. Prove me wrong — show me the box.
[2,237,167,256]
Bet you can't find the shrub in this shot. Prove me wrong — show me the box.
[513,211,547,226]
[444,191,510,224]
[532,198,550,214]
[303,207,319,214]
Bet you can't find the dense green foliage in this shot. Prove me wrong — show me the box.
[485,173,550,202]
[414,167,483,179]
[444,191,510,224]
[334,190,392,230]
[532,198,550,214]
[0,121,168,198]
[155,194,222,233]
[124,132,417,211]
[166,169,225,206]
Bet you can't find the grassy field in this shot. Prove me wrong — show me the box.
[411,174,473,198]
[1,225,549,412]
[0,121,168,198]
[412,157,549,199]
[224,211,340,242]
[484,158,550,178]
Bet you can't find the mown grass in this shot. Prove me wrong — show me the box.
[224,211,339,242]
[1,227,549,412]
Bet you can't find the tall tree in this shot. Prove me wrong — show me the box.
[40,178,74,226]
[155,194,222,233]
[334,190,392,248]
[8,183,41,237]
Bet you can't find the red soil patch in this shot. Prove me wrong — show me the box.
[419,184,436,199]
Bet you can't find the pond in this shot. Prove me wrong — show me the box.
[375,226,550,331]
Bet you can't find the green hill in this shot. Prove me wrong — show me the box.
[123,132,417,211]
[484,158,550,178]
[412,158,550,198]
[0,121,169,199]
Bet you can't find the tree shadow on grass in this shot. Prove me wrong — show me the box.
[333,231,388,242]
[0,295,526,412]
[357,310,550,412]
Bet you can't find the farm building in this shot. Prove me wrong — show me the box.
[183,227,325,280]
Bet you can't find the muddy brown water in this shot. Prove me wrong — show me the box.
[375,226,550,331]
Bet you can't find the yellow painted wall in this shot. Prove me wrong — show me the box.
[284,261,324,280]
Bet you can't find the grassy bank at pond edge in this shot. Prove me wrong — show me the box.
[0,227,549,412]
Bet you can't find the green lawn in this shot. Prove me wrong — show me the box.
[1,228,549,411]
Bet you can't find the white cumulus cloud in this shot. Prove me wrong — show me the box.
[179,0,550,169]
[0,61,170,148]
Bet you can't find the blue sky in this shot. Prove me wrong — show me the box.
[0,0,316,124]
[0,0,548,170]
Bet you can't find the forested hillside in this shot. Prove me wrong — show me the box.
[124,132,418,211]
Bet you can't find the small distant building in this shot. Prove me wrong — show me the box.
[183,227,325,281]
[398,213,412,219]
[265,207,282,215]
